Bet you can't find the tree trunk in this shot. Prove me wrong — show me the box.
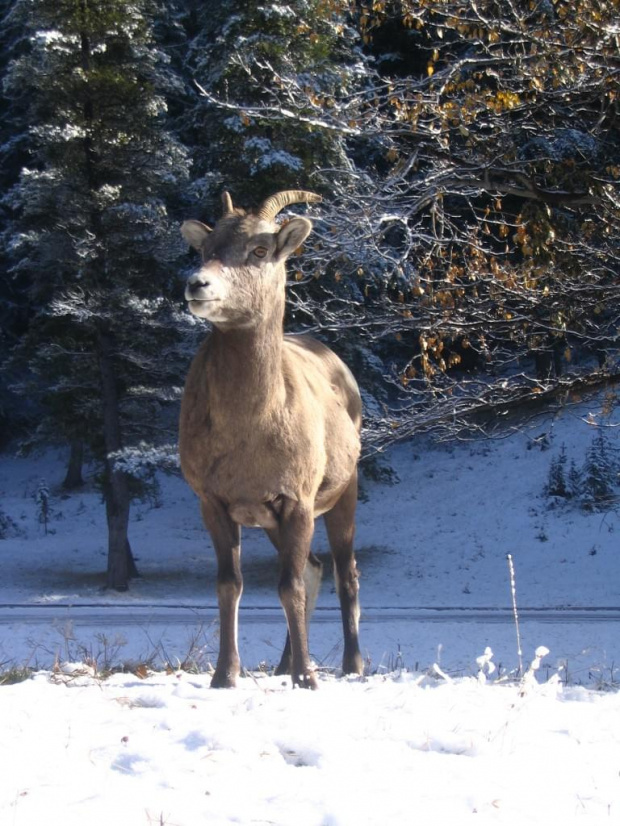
[98,328,139,590]
[103,462,133,590]
[77,10,137,589]
[63,439,85,490]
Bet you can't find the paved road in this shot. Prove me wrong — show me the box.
[1,604,619,626]
[1,604,619,684]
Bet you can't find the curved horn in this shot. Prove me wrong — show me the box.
[221,191,235,216]
[256,190,322,222]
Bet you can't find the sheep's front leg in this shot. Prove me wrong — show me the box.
[271,552,322,677]
[200,498,242,688]
[277,500,318,689]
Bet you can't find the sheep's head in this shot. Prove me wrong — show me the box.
[181,190,321,328]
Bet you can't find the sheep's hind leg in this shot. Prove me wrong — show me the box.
[200,499,242,688]
[324,474,363,676]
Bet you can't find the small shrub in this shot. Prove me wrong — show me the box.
[360,455,399,484]
[35,478,53,534]
[0,507,22,539]
[0,667,35,686]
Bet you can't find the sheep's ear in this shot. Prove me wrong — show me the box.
[275,217,312,261]
[181,220,212,251]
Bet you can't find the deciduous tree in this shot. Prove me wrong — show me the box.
[198,0,619,447]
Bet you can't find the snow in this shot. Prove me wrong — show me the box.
[1,394,620,823]
[2,668,619,825]
[31,123,86,142]
[242,137,304,173]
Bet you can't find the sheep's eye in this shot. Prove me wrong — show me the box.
[253,246,268,259]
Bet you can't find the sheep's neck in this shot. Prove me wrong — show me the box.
[209,316,285,418]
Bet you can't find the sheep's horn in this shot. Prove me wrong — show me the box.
[221,191,234,215]
[256,190,322,221]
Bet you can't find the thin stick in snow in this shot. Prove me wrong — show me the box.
[506,554,523,675]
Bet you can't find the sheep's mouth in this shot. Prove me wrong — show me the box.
[187,298,224,319]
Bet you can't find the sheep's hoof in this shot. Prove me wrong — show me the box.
[342,651,364,676]
[293,670,319,690]
[210,667,238,689]
[274,656,291,677]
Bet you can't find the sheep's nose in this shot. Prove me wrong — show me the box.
[185,272,214,303]
[188,277,209,295]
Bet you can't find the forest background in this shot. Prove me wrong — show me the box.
[0,0,618,589]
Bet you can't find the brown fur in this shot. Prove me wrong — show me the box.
[179,192,363,689]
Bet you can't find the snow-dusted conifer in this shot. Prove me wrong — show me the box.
[568,458,582,500]
[581,430,617,511]
[178,0,355,208]
[35,477,51,534]
[544,444,569,499]
[3,0,191,589]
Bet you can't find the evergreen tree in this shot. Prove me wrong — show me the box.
[3,0,191,589]
[0,0,32,439]
[568,459,582,501]
[581,430,618,510]
[35,477,51,535]
[545,444,569,499]
[178,0,355,210]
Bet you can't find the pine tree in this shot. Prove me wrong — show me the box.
[0,0,32,439]
[35,477,51,535]
[581,430,617,511]
[178,0,355,210]
[3,0,191,589]
[545,444,569,499]
[568,458,582,500]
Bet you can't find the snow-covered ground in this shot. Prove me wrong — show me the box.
[1,393,619,824]
[2,666,619,826]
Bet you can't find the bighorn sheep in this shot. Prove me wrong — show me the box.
[179,190,363,689]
